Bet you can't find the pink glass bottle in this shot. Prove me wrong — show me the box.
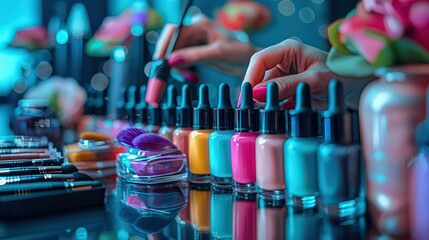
[233,194,257,240]
[231,82,259,194]
[359,65,429,235]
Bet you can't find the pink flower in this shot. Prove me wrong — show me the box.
[9,26,49,51]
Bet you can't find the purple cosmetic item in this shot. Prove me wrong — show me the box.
[116,131,188,184]
[117,127,148,148]
[411,88,429,240]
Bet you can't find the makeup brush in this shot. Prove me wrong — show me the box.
[132,133,177,151]
[0,165,78,176]
[0,172,93,185]
[0,180,103,196]
[0,153,53,161]
[0,157,63,168]
[117,128,148,148]
[145,0,194,108]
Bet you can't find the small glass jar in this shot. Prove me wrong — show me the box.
[13,99,62,146]
[116,148,188,184]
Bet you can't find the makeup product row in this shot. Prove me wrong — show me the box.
[0,135,105,218]
[115,179,366,240]
[140,81,363,220]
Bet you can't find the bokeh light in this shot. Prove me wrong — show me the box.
[35,61,53,80]
[112,46,127,62]
[278,0,296,16]
[130,24,144,37]
[144,61,154,77]
[103,60,112,77]
[12,77,28,94]
[311,0,325,4]
[146,31,159,44]
[56,29,69,44]
[318,24,327,38]
[299,7,316,23]
[90,73,109,92]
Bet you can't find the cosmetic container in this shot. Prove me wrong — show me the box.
[256,82,287,200]
[359,65,429,235]
[13,99,62,146]
[317,80,365,220]
[145,105,162,133]
[233,194,257,240]
[257,199,286,240]
[189,85,213,183]
[190,185,211,236]
[64,135,125,179]
[134,85,148,129]
[284,82,320,210]
[411,88,429,240]
[159,85,177,141]
[231,82,259,194]
[173,84,193,156]
[117,147,188,184]
[210,189,233,239]
[146,60,170,108]
[209,83,235,189]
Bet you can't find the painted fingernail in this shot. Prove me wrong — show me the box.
[252,86,267,102]
[183,72,200,82]
[237,94,242,108]
[168,56,185,66]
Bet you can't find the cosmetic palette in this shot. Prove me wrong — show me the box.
[116,148,188,184]
[64,133,125,181]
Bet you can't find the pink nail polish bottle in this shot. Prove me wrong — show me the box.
[256,82,288,200]
[231,82,260,194]
[233,194,257,240]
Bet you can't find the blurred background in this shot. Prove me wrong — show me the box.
[0,0,358,136]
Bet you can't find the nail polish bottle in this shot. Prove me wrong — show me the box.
[124,85,137,124]
[211,190,233,239]
[189,84,213,183]
[209,83,235,189]
[159,85,177,141]
[233,194,257,240]
[284,82,320,210]
[317,80,365,220]
[411,88,429,240]
[134,85,148,129]
[116,87,126,120]
[257,199,286,240]
[231,82,259,194]
[146,60,170,108]
[286,209,320,239]
[256,82,287,200]
[190,185,211,238]
[146,105,161,133]
[320,216,366,240]
[173,84,193,156]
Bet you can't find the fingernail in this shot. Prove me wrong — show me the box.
[183,73,200,83]
[237,94,242,108]
[168,56,185,66]
[252,86,267,102]
[281,100,295,110]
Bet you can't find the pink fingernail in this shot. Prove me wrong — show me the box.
[183,73,200,82]
[252,86,267,102]
[281,101,295,110]
[168,56,185,66]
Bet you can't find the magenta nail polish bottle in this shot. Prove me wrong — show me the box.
[256,82,288,200]
[231,82,259,194]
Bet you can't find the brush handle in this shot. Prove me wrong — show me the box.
[165,0,194,57]
[0,158,62,168]
[0,173,89,185]
[0,181,102,196]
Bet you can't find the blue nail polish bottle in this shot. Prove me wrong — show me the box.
[210,190,233,239]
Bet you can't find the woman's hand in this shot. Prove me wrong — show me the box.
[241,39,335,110]
[154,15,257,81]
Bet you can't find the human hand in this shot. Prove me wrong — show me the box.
[241,39,335,110]
[153,15,257,81]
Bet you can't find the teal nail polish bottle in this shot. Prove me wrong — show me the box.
[284,82,320,210]
[209,83,235,188]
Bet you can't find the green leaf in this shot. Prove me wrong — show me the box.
[364,30,395,67]
[327,19,352,54]
[326,48,375,78]
[393,38,429,64]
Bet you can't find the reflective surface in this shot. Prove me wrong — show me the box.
[0,179,404,240]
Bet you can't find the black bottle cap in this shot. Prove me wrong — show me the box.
[147,105,161,126]
[322,80,353,144]
[93,90,106,116]
[193,84,213,130]
[259,82,285,134]
[162,85,177,127]
[349,108,360,144]
[125,85,136,123]
[149,59,171,81]
[116,87,126,119]
[213,83,234,131]
[177,84,193,127]
[285,110,291,135]
[290,82,318,137]
[135,85,147,125]
[235,82,259,132]
[416,88,429,148]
